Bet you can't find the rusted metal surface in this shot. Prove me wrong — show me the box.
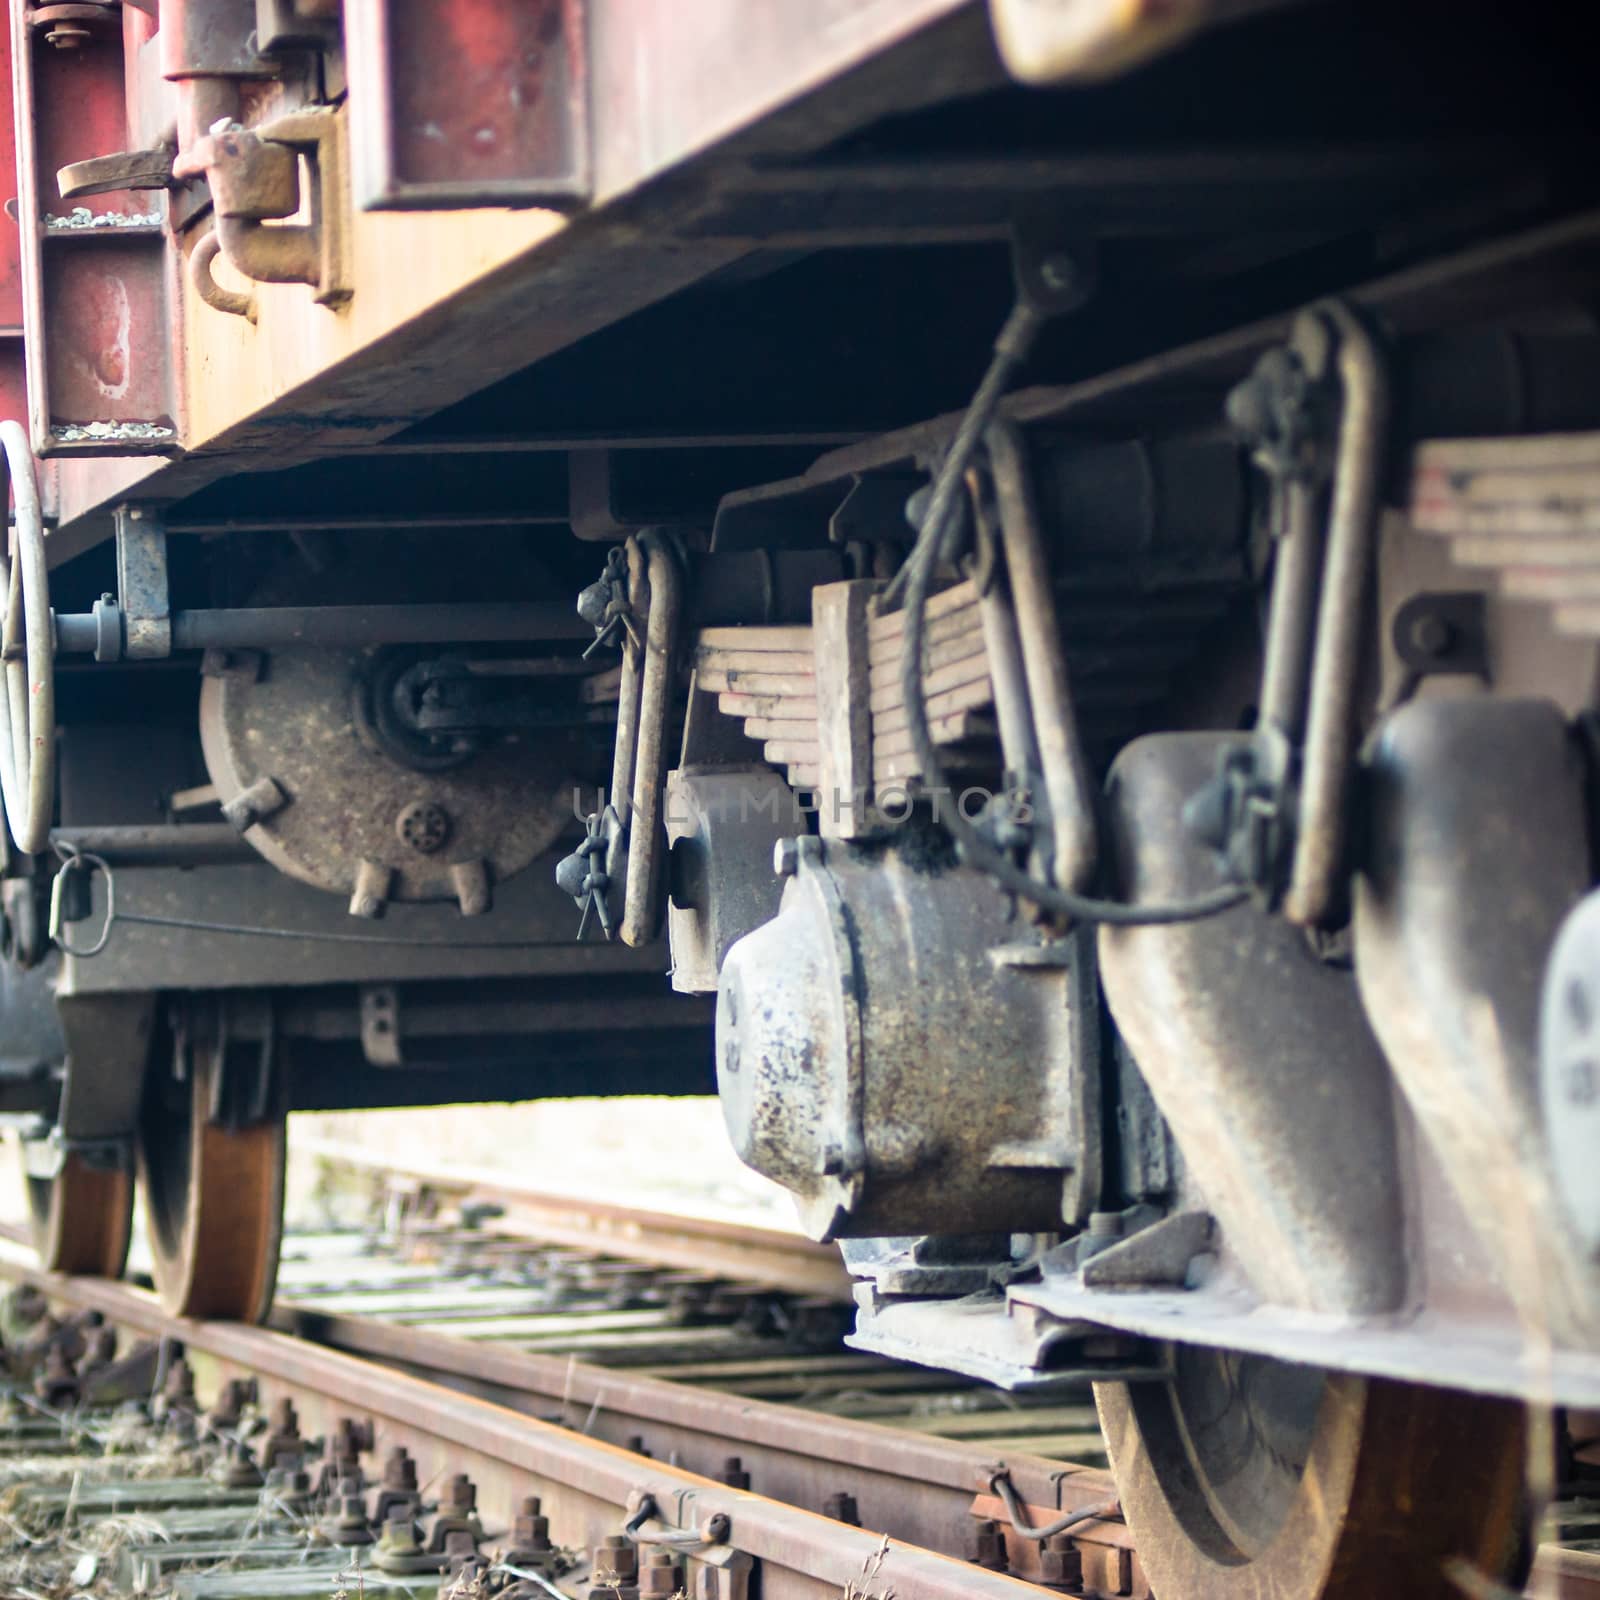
[346,0,590,210]
[174,107,353,304]
[198,641,577,910]
[1098,1365,1529,1600]
[717,834,1100,1240]
[139,1021,287,1322]
[272,1300,1132,1587]
[0,4,26,426]
[10,0,177,456]
[22,1149,133,1277]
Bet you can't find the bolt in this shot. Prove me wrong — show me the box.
[1407,610,1454,659]
[442,1473,476,1512]
[510,1494,552,1555]
[638,1550,683,1599]
[382,1446,418,1490]
[333,1415,376,1456]
[773,836,800,877]
[823,1492,860,1526]
[1039,1533,1085,1591]
[720,1456,750,1490]
[207,1376,254,1429]
[163,1358,195,1403]
[588,1534,638,1599]
[396,799,451,855]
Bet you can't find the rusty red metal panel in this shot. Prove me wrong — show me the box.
[0,6,21,333]
[44,244,172,424]
[11,0,177,454]
[346,0,590,211]
[0,2,25,426]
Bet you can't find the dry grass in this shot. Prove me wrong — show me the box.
[840,1535,896,1600]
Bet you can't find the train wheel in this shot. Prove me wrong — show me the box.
[1095,1347,1530,1600]
[137,1044,285,1324]
[24,1150,133,1278]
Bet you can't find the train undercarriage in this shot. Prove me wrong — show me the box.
[3,0,1600,1593]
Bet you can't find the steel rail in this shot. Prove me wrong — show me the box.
[267,1297,1129,1579]
[4,1242,1596,1598]
[0,1244,1051,1600]
[294,1134,854,1300]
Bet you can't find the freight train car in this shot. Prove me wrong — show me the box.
[4,2,1600,1594]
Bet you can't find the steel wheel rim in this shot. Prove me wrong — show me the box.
[137,1043,285,1324]
[1096,1354,1531,1599]
[23,1149,133,1278]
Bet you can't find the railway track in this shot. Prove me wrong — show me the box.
[0,1157,1595,1599]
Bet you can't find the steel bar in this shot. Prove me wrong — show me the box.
[174,602,593,649]
[1284,304,1389,927]
[50,823,255,866]
[623,535,685,946]
[53,602,593,655]
[1257,480,1323,745]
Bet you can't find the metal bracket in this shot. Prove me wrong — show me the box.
[220,774,290,833]
[114,503,171,658]
[359,984,402,1067]
[173,105,351,306]
[1390,590,1489,699]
